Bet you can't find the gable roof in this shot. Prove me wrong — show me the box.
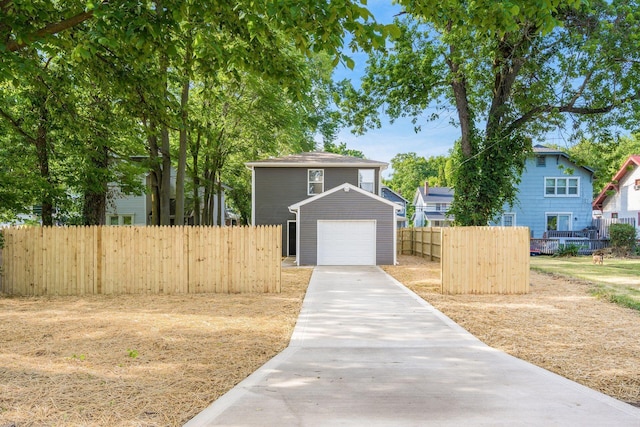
[593,155,640,210]
[533,144,595,174]
[381,186,409,204]
[288,183,401,212]
[246,151,387,170]
[414,186,454,205]
[417,186,454,199]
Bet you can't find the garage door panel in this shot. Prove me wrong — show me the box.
[317,220,376,265]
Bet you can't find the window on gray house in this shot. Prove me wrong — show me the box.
[308,169,324,195]
[358,169,375,193]
[536,156,546,167]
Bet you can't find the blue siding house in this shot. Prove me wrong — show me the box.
[495,145,594,238]
[381,185,410,228]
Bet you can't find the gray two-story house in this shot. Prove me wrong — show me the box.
[246,152,400,266]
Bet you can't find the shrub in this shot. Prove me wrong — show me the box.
[609,223,637,257]
[554,243,579,257]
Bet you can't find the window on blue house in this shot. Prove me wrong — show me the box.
[545,177,579,197]
[546,213,571,231]
[502,213,515,226]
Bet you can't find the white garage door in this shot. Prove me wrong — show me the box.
[317,220,376,265]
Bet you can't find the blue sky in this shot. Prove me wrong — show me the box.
[329,1,459,177]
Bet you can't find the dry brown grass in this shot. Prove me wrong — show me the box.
[383,255,640,407]
[0,267,313,427]
[4,256,640,426]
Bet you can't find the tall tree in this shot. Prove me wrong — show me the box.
[339,0,640,225]
[1,0,396,225]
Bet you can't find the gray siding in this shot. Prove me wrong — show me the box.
[254,167,382,255]
[298,190,395,265]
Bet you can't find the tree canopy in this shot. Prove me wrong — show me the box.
[0,0,394,225]
[339,0,640,225]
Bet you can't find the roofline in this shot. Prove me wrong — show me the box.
[288,183,402,211]
[246,161,388,171]
[381,185,409,203]
[534,150,595,174]
[592,155,640,209]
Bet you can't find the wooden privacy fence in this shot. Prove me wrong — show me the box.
[0,226,281,296]
[397,227,442,260]
[398,226,530,294]
[441,227,530,294]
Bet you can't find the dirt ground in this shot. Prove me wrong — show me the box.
[0,267,313,427]
[2,257,640,426]
[383,255,640,407]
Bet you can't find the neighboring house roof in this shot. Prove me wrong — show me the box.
[381,186,409,204]
[593,155,640,210]
[415,186,454,204]
[533,144,595,174]
[288,183,401,212]
[246,151,388,170]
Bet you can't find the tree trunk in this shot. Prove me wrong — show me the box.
[82,143,108,225]
[160,127,172,225]
[216,177,223,226]
[175,77,190,226]
[35,98,53,226]
[191,129,201,225]
[146,118,162,225]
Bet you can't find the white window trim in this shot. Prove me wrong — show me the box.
[307,169,324,196]
[545,212,573,232]
[501,212,516,227]
[544,176,580,197]
[358,169,375,193]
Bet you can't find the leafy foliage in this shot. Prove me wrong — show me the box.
[563,135,640,197]
[0,1,390,225]
[338,0,640,225]
[609,223,637,256]
[323,141,365,158]
[554,243,580,257]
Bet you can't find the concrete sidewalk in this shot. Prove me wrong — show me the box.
[185,266,640,426]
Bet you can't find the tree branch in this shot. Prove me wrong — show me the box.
[0,106,36,142]
[507,92,640,134]
[6,9,94,52]
[565,71,593,108]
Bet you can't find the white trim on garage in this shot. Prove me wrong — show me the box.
[317,220,376,265]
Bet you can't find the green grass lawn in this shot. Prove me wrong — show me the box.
[530,255,640,311]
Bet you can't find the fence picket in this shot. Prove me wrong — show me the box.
[0,225,281,296]
[398,226,529,294]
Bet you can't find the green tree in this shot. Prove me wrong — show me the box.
[1,0,396,225]
[564,135,640,197]
[384,152,451,223]
[323,141,365,158]
[339,0,640,225]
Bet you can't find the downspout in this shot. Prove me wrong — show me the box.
[393,204,401,265]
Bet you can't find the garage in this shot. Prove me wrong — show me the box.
[317,220,376,265]
[288,183,400,266]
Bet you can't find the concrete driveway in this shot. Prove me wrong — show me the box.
[185,266,640,426]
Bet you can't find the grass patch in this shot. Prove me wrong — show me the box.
[590,284,640,312]
[531,255,640,312]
